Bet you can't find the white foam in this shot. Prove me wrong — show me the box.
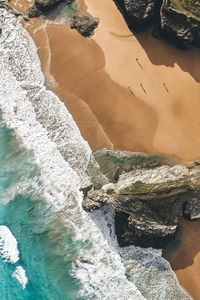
[0,9,192,300]
[0,226,19,264]
[12,266,28,289]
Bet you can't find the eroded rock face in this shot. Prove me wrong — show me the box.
[28,0,72,18]
[70,14,98,37]
[114,0,200,48]
[124,0,159,29]
[160,0,200,48]
[113,0,161,30]
[28,0,98,37]
[82,150,200,248]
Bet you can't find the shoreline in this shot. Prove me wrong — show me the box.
[8,0,200,298]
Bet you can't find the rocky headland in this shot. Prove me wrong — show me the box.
[83,150,200,248]
[113,0,200,48]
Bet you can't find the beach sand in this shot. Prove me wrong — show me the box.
[163,218,200,300]
[9,0,200,297]
[11,0,200,163]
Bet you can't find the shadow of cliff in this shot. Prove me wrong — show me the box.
[135,30,200,83]
[112,1,200,83]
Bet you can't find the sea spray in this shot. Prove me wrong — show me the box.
[0,8,192,300]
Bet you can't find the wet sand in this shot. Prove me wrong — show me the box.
[163,218,200,300]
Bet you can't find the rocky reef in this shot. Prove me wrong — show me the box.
[82,150,200,248]
[28,0,98,37]
[114,0,200,48]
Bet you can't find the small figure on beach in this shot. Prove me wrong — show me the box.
[136,58,143,69]
[128,86,134,96]
[163,83,169,93]
[140,83,147,94]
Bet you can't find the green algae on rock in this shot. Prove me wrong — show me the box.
[83,150,200,248]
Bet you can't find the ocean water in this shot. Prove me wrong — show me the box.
[0,124,81,299]
[0,7,193,300]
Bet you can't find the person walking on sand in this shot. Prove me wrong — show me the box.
[136,58,143,69]
[163,83,169,93]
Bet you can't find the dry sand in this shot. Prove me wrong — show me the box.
[9,0,200,297]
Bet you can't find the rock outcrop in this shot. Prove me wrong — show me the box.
[28,0,98,37]
[70,14,98,37]
[28,0,72,18]
[113,0,161,31]
[82,150,200,248]
[160,0,200,48]
[114,0,200,48]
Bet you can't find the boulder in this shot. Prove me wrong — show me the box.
[28,0,73,18]
[70,14,98,37]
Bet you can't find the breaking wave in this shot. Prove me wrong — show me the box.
[0,8,192,300]
[0,226,19,264]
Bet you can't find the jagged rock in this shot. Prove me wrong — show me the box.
[160,0,200,48]
[28,0,73,18]
[114,0,200,48]
[113,0,161,31]
[83,152,200,248]
[70,14,98,37]
[82,189,110,212]
[183,196,200,219]
[124,0,159,29]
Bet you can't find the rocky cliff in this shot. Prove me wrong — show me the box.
[82,150,200,248]
[114,0,200,48]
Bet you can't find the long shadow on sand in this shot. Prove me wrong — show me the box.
[112,0,200,83]
[135,30,200,83]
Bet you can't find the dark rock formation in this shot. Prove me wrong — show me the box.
[70,14,98,37]
[28,0,72,18]
[160,0,200,48]
[114,0,200,48]
[113,0,162,31]
[83,150,200,248]
[28,0,98,37]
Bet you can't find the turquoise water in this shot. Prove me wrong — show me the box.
[0,124,82,300]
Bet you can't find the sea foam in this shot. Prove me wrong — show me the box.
[0,8,192,300]
[0,226,19,264]
[12,266,28,290]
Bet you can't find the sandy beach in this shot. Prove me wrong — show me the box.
[12,0,200,163]
[9,0,200,297]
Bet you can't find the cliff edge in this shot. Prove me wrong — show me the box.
[82,150,200,248]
